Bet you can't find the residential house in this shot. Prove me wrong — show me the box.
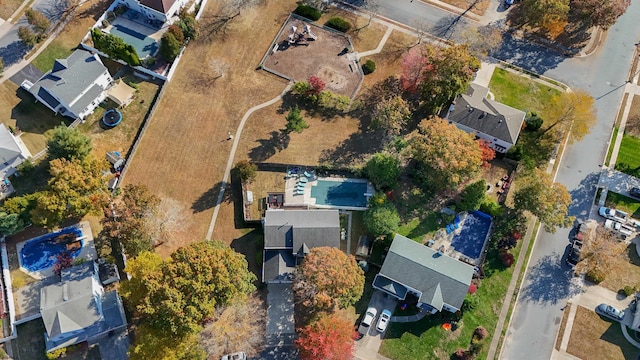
[24,49,113,120]
[119,0,189,22]
[373,234,474,313]
[40,261,127,352]
[262,209,340,283]
[445,83,526,153]
[0,124,31,181]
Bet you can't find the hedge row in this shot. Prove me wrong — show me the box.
[90,28,141,66]
[294,4,322,21]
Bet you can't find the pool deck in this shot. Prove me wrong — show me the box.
[425,212,491,267]
[16,221,97,280]
[282,176,373,210]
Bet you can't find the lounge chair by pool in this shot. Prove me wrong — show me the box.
[296,189,305,195]
[299,177,308,183]
[297,184,306,189]
[304,171,312,178]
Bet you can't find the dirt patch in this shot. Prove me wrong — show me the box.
[599,243,640,293]
[262,17,363,98]
[566,305,640,360]
[624,95,640,138]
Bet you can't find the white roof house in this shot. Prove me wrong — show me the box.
[0,124,31,180]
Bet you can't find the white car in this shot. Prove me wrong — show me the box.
[221,352,246,360]
[376,309,392,333]
[604,219,635,239]
[599,207,629,223]
[358,307,377,335]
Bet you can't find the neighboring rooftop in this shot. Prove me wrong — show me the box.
[447,84,526,145]
[139,0,176,14]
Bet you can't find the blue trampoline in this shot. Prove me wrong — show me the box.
[103,109,123,127]
[450,211,492,260]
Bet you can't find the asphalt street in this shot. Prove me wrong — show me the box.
[345,0,640,358]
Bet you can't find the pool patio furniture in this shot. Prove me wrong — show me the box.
[295,189,305,195]
[299,177,308,183]
[297,184,306,189]
[304,171,313,178]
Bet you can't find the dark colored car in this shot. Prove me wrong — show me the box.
[595,303,625,321]
[566,246,580,268]
[630,187,640,199]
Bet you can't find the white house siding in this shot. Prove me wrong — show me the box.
[452,122,513,153]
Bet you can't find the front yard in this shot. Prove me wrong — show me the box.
[605,191,640,219]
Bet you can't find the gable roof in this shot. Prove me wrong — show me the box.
[40,262,102,339]
[447,84,526,145]
[139,0,177,14]
[375,234,474,311]
[0,124,22,166]
[262,250,296,283]
[29,50,108,116]
[263,210,340,253]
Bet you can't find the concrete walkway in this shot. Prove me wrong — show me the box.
[390,308,428,323]
[205,83,292,240]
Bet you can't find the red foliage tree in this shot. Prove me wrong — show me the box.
[296,314,356,360]
[400,47,427,93]
[468,284,477,294]
[477,140,496,169]
[309,75,325,95]
[53,252,73,276]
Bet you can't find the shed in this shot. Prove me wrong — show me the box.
[107,80,136,108]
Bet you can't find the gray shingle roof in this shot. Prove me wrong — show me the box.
[29,50,108,117]
[375,234,474,311]
[0,124,21,165]
[447,84,525,145]
[140,0,176,13]
[263,250,296,283]
[263,210,340,252]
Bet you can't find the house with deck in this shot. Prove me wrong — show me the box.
[40,261,127,352]
[373,234,474,313]
[23,49,113,120]
[445,83,526,153]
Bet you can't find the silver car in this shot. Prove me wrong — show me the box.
[595,303,625,321]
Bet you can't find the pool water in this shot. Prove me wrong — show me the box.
[108,24,158,58]
[20,227,83,272]
[311,179,368,208]
[450,211,492,260]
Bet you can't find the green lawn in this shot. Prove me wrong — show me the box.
[397,212,440,242]
[489,68,562,118]
[615,133,640,174]
[31,41,74,72]
[380,229,524,360]
[606,126,619,166]
[605,191,640,219]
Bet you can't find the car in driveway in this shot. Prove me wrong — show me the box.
[358,307,377,336]
[595,303,625,321]
[221,352,246,360]
[376,309,392,333]
[630,187,640,199]
[604,219,635,239]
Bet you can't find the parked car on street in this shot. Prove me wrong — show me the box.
[595,303,625,321]
[566,245,580,268]
[358,307,377,335]
[221,352,246,360]
[599,207,629,223]
[376,309,392,333]
[630,187,640,199]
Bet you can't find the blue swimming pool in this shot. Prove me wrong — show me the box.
[450,211,492,260]
[311,179,369,208]
[108,24,158,58]
[20,226,83,272]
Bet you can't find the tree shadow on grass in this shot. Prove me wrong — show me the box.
[520,252,584,305]
[191,181,231,214]
[248,130,291,162]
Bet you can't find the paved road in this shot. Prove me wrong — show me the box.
[344,0,640,359]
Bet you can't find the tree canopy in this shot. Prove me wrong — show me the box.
[294,247,364,311]
[514,168,573,233]
[512,0,570,37]
[542,90,597,143]
[371,96,411,138]
[363,202,400,238]
[0,212,25,236]
[47,125,92,161]
[575,225,627,280]
[572,0,630,29]
[296,313,356,360]
[364,153,401,190]
[284,105,309,134]
[122,241,256,337]
[457,180,487,212]
[410,117,483,190]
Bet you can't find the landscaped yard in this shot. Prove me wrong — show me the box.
[615,133,640,173]
[566,306,639,360]
[489,67,562,119]
[380,234,525,359]
[605,191,640,219]
[599,243,640,294]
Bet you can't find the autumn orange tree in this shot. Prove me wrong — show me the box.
[409,117,483,190]
[575,225,627,282]
[296,313,356,360]
[514,168,573,233]
[572,0,630,29]
[371,95,412,139]
[509,0,569,37]
[293,247,365,312]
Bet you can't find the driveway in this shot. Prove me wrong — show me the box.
[97,328,130,360]
[598,168,640,201]
[260,283,298,360]
[9,63,43,86]
[353,290,397,360]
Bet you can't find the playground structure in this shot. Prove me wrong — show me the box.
[287,25,318,46]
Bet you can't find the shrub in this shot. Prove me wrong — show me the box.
[160,32,182,61]
[468,284,477,294]
[45,347,66,359]
[90,29,141,66]
[480,197,503,217]
[284,105,309,133]
[462,293,479,312]
[499,248,514,267]
[25,9,50,33]
[458,180,486,211]
[235,160,257,183]
[168,24,185,44]
[18,26,38,46]
[586,268,606,283]
[623,285,636,296]
[177,11,198,40]
[292,81,313,97]
[454,348,473,360]
[17,159,35,175]
[525,112,544,131]
[362,59,376,74]
[474,326,488,340]
[294,4,322,21]
[325,17,351,32]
